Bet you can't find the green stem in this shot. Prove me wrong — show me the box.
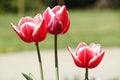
[54,35,59,80]
[85,68,89,80]
[35,43,44,80]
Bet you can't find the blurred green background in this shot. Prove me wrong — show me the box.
[0,0,120,53]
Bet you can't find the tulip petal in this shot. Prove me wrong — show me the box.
[76,47,85,64]
[20,23,35,42]
[10,23,31,42]
[89,43,101,54]
[52,6,61,14]
[18,17,34,28]
[56,5,70,34]
[34,13,42,25]
[48,15,63,34]
[19,32,32,43]
[89,43,96,49]
[62,18,70,34]
[93,44,101,54]
[67,47,82,67]
[76,42,87,52]
[33,19,47,42]
[11,23,20,34]
[85,48,95,65]
[88,52,105,68]
[43,7,55,25]
[76,47,95,68]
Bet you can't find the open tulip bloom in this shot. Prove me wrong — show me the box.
[11,13,47,43]
[11,13,47,80]
[67,42,105,80]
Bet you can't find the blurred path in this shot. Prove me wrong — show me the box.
[0,48,120,80]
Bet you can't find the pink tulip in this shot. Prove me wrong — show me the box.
[67,42,105,69]
[43,5,70,35]
[11,14,47,43]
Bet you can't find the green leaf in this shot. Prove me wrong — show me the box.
[22,73,36,80]
[29,73,36,80]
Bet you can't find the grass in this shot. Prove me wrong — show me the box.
[68,9,120,46]
[0,9,120,53]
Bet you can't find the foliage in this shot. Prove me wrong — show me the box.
[0,0,42,14]
[0,0,120,14]
[0,0,17,13]
[65,0,97,8]
[109,0,120,8]
[22,73,36,80]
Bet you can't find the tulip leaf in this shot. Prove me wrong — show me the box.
[22,73,36,80]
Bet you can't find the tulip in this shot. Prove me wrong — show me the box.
[67,42,104,69]
[10,14,47,43]
[43,5,70,35]
[43,5,70,80]
[11,14,47,80]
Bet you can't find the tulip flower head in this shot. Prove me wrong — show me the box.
[67,42,104,69]
[11,14,47,43]
[43,5,70,35]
